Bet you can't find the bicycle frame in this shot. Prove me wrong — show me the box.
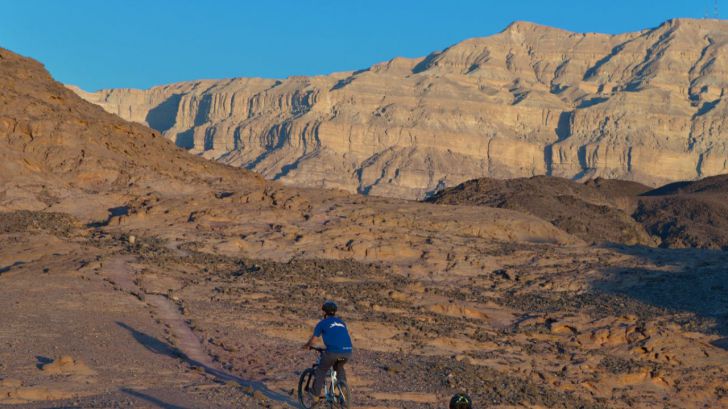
[314,350,340,403]
[324,367,338,401]
[300,348,349,409]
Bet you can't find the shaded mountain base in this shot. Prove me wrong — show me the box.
[427,176,654,246]
[428,174,728,250]
[634,174,728,249]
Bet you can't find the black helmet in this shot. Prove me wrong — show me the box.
[449,393,472,409]
[322,301,338,315]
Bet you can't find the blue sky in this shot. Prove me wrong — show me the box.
[0,0,716,91]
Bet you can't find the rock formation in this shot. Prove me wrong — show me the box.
[636,174,728,248]
[72,19,728,199]
[427,176,655,245]
[429,173,728,249]
[5,45,728,408]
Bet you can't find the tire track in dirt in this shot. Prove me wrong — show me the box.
[102,256,298,407]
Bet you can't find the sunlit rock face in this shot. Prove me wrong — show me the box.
[73,19,728,199]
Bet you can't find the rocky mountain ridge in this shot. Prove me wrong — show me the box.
[72,18,728,199]
[428,174,728,249]
[427,176,656,245]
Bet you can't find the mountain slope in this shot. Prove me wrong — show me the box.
[0,45,577,248]
[0,47,264,216]
[429,173,728,249]
[636,174,728,248]
[427,176,655,245]
[73,19,728,199]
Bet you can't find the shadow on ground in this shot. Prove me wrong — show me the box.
[121,388,187,409]
[34,355,53,370]
[595,244,728,349]
[0,260,25,274]
[116,322,297,406]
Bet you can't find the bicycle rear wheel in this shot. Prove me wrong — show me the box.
[298,368,317,409]
[334,381,350,408]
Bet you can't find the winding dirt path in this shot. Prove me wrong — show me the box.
[102,255,298,407]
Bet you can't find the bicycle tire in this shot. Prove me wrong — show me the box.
[334,381,351,409]
[298,368,317,409]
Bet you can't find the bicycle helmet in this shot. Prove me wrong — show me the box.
[322,300,338,315]
[449,393,472,409]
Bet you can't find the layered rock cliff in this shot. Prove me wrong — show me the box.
[72,19,728,199]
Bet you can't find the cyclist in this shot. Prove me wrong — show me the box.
[450,393,473,409]
[303,300,353,401]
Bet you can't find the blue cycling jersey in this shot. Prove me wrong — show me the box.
[313,316,353,353]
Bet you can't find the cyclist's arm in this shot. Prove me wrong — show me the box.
[303,334,316,349]
[304,320,324,348]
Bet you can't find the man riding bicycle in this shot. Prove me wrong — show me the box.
[303,301,353,402]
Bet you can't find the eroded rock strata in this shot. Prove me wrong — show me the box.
[74,18,728,199]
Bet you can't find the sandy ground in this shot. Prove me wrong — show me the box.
[1,208,727,408]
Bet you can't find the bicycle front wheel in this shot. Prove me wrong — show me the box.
[334,381,350,408]
[298,368,317,409]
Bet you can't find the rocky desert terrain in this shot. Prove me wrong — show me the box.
[428,176,655,246]
[74,18,728,199]
[2,27,728,409]
[428,173,728,250]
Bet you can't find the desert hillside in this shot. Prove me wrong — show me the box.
[636,174,728,248]
[427,176,655,245]
[429,174,728,250]
[73,18,728,199]
[3,46,728,408]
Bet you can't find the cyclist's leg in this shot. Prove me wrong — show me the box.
[335,362,346,385]
[312,352,335,396]
[334,352,352,384]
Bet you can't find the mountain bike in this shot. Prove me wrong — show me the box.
[298,347,350,408]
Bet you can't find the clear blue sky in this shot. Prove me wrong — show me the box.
[0,0,716,91]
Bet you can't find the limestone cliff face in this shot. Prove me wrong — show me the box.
[73,19,728,199]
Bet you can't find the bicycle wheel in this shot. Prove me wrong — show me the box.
[298,368,317,409]
[334,381,350,409]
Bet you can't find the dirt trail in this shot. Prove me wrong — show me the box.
[146,294,216,367]
[102,256,297,407]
